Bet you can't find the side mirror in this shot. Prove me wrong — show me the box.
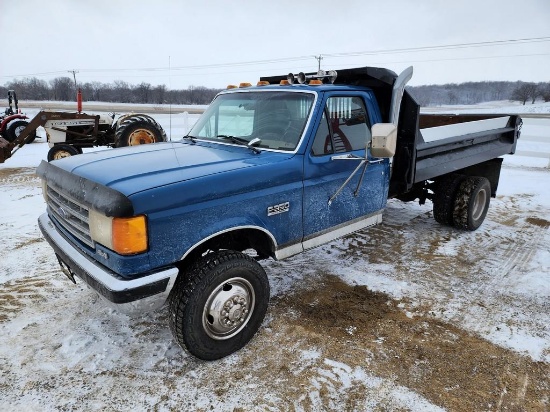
[370,123,397,158]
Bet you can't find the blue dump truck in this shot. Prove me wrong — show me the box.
[36,66,521,360]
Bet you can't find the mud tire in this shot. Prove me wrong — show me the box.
[5,119,36,143]
[169,250,270,360]
[432,174,466,226]
[47,144,79,161]
[452,176,491,231]
[114,115,166,148]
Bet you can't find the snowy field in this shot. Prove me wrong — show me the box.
[0,102,549,411]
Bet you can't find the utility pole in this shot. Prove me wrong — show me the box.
[314,55,323,71]
[68,69,79,89]
[68,69,81,111]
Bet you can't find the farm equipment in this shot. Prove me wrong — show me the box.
[0,90,36,144]
[0,109,167,163]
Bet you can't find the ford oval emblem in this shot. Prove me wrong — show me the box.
[58,206,68,219]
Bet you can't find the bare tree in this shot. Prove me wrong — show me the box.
[135,82,152,103]
[511,83,535,105]
[527,83,540,104]
[151,84,167,104]
[113,80,132,103]
[49,77,74,101]
[541,83,550,102]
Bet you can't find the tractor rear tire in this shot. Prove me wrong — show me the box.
[452,176,491,231]
[47,144,80,162]
[5,119,36,143]
[114,115,167,148]
[432,174,465,226]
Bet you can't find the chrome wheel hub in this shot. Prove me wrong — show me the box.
[203,277,255,340]
[472,188,487,220]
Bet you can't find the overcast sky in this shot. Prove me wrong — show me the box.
[1,0,549,91]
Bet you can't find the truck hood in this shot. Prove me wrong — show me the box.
[53,141,291,196]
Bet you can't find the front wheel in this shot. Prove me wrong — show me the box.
[47,144,80,161]
[169,250,270,360]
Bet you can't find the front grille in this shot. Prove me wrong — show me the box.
[46,184,94,247]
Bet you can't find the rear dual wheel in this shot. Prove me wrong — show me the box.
[452,176,491,231]
[433,175,491,231]
[432,174,465,226]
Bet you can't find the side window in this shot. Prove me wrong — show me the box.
[312,96,370,155]
[311,111,332,155]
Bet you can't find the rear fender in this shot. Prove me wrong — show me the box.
[0,114,28,132]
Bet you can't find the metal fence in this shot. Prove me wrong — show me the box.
[515,117,550,168]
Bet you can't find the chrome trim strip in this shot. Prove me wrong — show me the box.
[303,212,382,251]
[181,225,279,261]
[274,242,304,260]
[275,211,383,260]
[186,212,384,262]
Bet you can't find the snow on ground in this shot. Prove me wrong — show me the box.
[0,102,549,410]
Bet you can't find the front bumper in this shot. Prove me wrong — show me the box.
[38,213,179,314]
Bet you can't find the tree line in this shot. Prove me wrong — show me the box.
[408,81,550,106]
[0,77,221,105]
[1,76,549,107]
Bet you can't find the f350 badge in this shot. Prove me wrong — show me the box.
[267,202,289,216]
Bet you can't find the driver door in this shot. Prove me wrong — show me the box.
[302,93,387,247]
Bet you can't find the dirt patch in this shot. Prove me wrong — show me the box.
[526,217,550,228]
[265,275,549,411]
[0,276,52,323]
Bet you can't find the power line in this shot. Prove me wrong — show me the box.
[2,36,549,79]
[323,36,550,58]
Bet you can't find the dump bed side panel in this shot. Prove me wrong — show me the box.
[414,114,521,183]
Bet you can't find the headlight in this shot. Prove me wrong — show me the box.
[89,209,148,255]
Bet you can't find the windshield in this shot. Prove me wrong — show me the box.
[187,91,315,151]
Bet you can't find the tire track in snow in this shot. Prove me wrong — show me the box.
[441,217,549,343]
[0,167,40,186]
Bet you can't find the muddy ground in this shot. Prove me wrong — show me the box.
[0,166,549,411]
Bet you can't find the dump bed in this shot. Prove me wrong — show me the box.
[388,89,521,197]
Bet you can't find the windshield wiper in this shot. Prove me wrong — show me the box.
[182,135,197,143]
[218,135,261,154]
